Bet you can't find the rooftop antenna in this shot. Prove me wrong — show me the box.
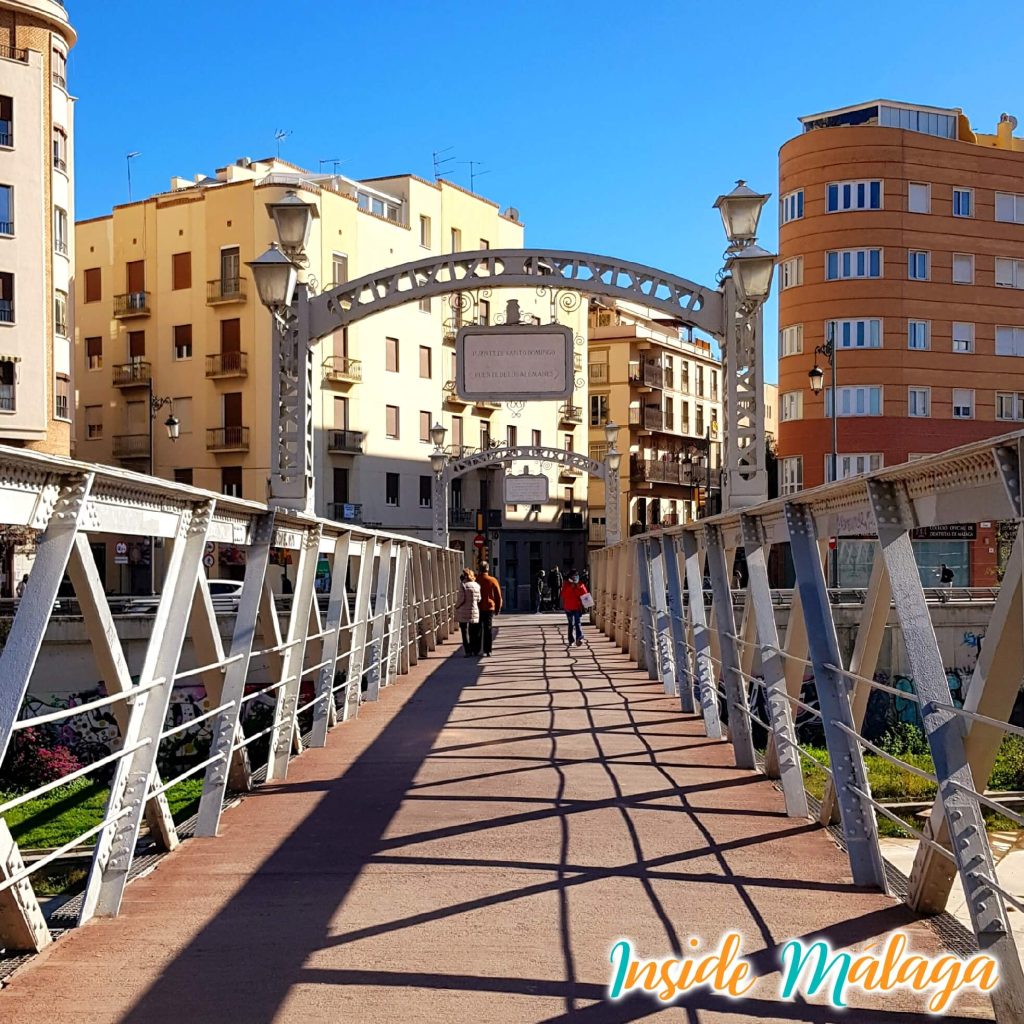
[274,129,292,159]
[461,159,491,193]
[126,151,141,202]
[432,147,455,181]
[318,157,341,174]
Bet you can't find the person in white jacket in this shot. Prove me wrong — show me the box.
[454,568,482,655]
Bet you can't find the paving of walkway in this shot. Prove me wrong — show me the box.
[0,616,994,1023]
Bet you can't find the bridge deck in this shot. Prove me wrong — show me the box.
[0,617,991,1022]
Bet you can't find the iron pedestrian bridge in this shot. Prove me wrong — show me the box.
[0,435,1023,1021]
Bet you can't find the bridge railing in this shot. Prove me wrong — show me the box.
[0,446,460,954]
[591,429,1024,1022]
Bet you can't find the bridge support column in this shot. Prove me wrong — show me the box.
[365,540,394,701]
[740,515,807,818]
[310,530,352,748]
[868,479,1024,1021]
[681,531,722,739]
[0,820,50,952]
[662,535,695,713]
[786,501,887,891]
[647,537,676,695]
[635,540,658,679]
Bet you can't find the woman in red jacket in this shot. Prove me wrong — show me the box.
[560,570,589,647]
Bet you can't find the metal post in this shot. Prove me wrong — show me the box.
[635,540,658,678]
[867,479,1024,1019]
[646,536,676,695]
[662,534,695,713]
[432,470,448,547]
[604,455,621,547]
[785,500,887,890]
[365,539,394,701]
[680,530,722,739]
[311,530,352,747]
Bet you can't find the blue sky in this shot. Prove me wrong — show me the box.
[67,1,1024,381]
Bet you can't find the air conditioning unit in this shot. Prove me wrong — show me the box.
[596,312,614,327]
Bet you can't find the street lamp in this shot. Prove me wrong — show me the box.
[430,421,447,449]
[714,180,770,248]
[601,421,622,546]
[725,244,776,304]
[430,450,447,476]
[264,190,318,259]
[247,242,298,312]
[809,321,839,587]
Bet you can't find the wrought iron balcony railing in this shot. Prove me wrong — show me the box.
[560,512,585,530]
[206,278,246,304]
[628,406,664,431]
[630,458,699,486]
[327,501,363,524]
[0,44,28,62]
[112,433,150,458]
[206,426,250,452]
[327,429,365,453]
[205,351,248,378]
[113,292,151,318]
[112,362,151,388]
[558,403,582,424]
[323,356,362,384]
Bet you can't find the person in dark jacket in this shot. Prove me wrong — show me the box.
[549,566,563,610]
[535,569,547,613]
[476,562,503,657]
[560,570,589,647]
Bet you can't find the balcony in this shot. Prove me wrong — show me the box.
[323,356,362,384]
[630,458,698,487]
[112,434,150,459]
[114,292,151,318]
[560,512,585,530]
[0,220,12,235]
[0,44,28,63]
[53,155,67,173]
[52,70,66,90]
[558,403,582,424]
[560,464,583,479]
[588,522,607,545]
[444,382,469,407]
[628,406,664,431]
[449,507,473,528]
[206,426,250,452]
[473,398,501,411]
[628,360,664,390]
[206,351,248,379]
[327,429,365,454]
[206,278,246,305]
[328,502,363,525]
[112,362,151,388]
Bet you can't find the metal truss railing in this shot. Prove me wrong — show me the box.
[0,446,461,955]
[590,429,1024,1023]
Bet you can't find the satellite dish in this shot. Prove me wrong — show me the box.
[1000,113,1019,130]
[503,207,520,222]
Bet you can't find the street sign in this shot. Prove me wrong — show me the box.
[205,541,215,554]
[115,542,128,555]
[504,472,549,505]
[456,323,573,401]
[473,534,486,550]
[828,537,837,551]
[203,554,215,568]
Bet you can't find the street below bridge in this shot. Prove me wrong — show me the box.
[0,616,992,1022]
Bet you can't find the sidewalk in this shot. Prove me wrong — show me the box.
[0,616,993,1022]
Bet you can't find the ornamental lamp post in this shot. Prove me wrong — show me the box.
[601,421,622,546]
[713,180,770,248]
[725,244,776,305]
[809,320,839,588]
[265,189,318,259]
[430,421,447,449]
[247,242,298,312]
[164,412,180,441]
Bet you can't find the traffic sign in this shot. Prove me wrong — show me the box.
[115,542,128,555]
[473,534,486,550]
[828,537,837,551]
[203,554,215,568]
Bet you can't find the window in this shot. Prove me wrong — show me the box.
[953,322,974,354]
[54,207,68,255]
[451,478,463,510]
[85,404,102,439]
[695,404,705,436]
[450,227,461,251]
[828,318,882,349]
[0,271,12,322]
[0,95,11,147]
[173,324,192,360]
[385,405,399,439]
[952,388,974,419]
[781,391,803,421]
[171,252,191,290]
[419,410,432,443]
[781,456,803,495]
[386,473,400,506]
[780,324,803,356]
[174,468,193,486]
[479,238,490,249]
[531,429,541,447]
[385,337,399,372]
[564,431,574,452]
[54,290,68,337]
[331,252,348,287]
[0,183,11,234]
[590,394,609,425]
[86,336,102,370]
[995,258,1024,289]
[84,268,101,303]
[826,453,883,483]
[996,326,1024,357]
[451,415,463,452]
[826,180,882,212]
[564,487,575,512]
[52,47,67,88]
[418,297,431,313]
[908,387,930,417]
[334,395,349,429]
[478,299,490,326]
[419,345,432,378]
[54,374,69,420]
[479,421,491,449]
[419,215,431,248]
[908,320,929,350]
[506,424,517,447]
[907,250,929,280]
[128,330,145,361]
[908,182,930,214]
[879,104,956,139]
[419,476,432,508]
[695,365,705,396]
[0,359,13,412]
[952,253,974,284]
[953,188,973,218]
[780,189,804,224]
[779,257,803,289]
[221,467,242,498]
[173,397,192,435]
[826,386,883,417]
[827,248,882,280]
[996,393,1024,421]
[996,192,1024,224]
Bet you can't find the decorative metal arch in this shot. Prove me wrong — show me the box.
[444,444,606,481]
[308,249,724,340]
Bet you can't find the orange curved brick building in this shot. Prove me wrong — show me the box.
[777,100,1024,585]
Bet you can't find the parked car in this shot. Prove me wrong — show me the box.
[120,578,245,615]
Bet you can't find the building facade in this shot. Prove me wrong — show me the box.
[0,1,75,454]
[75,159,588,600]
[586,301,723,548]
[777,99,1024,585]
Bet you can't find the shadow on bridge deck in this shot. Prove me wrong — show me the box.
[0,616,992,1022]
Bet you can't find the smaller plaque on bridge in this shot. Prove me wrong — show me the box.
[504,473,549,505]
[457,323,573,401]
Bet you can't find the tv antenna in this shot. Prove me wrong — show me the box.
[318,157,343,175]
[461,159,491,193]
[126,151,142,202]
[274,129,292,158]
[432,147,456,181]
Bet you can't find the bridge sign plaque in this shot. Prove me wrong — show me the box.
[456,323,573,401]
[504,472,549,505]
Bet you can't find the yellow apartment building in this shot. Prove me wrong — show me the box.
[75,158,589,604]
[586,300,724,547]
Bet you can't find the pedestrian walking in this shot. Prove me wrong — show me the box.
[560,570,590,648]
[549,566,563,610]
[476,562,503,657]
[939,562,955,588]
[534,569,547,613]
[454,568,481,655]
[15,572,28,600]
